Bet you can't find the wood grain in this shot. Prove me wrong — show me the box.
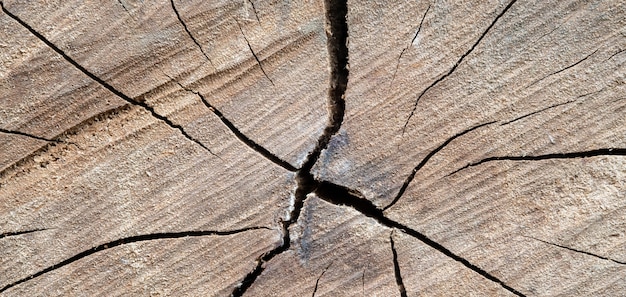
[1,0,625,296]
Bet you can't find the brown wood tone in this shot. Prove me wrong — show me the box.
[1,0,624,296]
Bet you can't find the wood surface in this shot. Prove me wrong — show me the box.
[1,0,625,296]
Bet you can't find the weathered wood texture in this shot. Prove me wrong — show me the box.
[1,0,625,296]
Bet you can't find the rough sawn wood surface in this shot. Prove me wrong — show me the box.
[0,0,625,296]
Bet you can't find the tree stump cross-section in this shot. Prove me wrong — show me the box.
[1,0,625,296]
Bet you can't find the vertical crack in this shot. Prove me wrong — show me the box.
[0,227,270,293]
[230,0,349,294]
[523,235,626,265]
[402,0,518,135]
[390,5,430,89]
[390,231,408,297]
[384,121,495,210]
[311,262,332,297]
[234,19,274,86]
[0,2,219,158]
[0,128,62,143]
[300,0,349,173]
[170,0,214,67]
[246,0,261,23]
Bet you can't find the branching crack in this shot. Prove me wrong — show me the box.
[384,121,495,210]
[448,148,626,176]
[230,0,349,294]
[313,180,526,296]
[170,0,214,67]
[0,227,269,293]
[390,5,430,89]
[390,231,408,297]
[0,229,47,239]
[529,49,598,87]
[168,78,296,171]
[402,0,518,134]
[523,235,626,265]
[0,128,62,143]
[234,19,274,86]
[0,2,218,158]
[311,262,332,297]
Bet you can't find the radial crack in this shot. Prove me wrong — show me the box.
[390,5,430,89]
[246,0,261,23]
[313,180,526,297]
[169,78,297,171]
[523,235,626,265]
[0,229,47,239]
[390,232,408,297]
[300,0,349,172]
[0,227,269,293]
[402,0,518,134]
[0,128,62,143]
[170,0,214,67]
[234,19,274,86]
[311,262,333,297]
[384,121,495,210]
[448,148,626,176]
[0,2,218,158]
[529,48,598,87]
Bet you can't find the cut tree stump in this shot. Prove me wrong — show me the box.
[1,0,625,296]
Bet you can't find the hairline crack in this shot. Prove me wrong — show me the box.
[170,0,215,67]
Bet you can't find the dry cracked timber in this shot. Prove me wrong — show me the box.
[1,0,626,296]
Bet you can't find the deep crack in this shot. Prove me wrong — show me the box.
[523,235,626,265]
[168,78,296,171]
[402,0,518,135]
[390,232,408,297]
[234,18,274,86]
[0,227,269,293]
[0,2,219,159]
[170,0,214,67]
[448,148,626,176]
[384,121,495,210]
[0,128,62,143]
[313,180,526,296]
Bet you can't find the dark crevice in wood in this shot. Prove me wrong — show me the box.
[528,48,599,87]
[234,19,274,86]
[168,78,296,171]
[607,48,625,61]
[0,128,61,143]
[523,235,626,265]
[402,0,519,135]
[0,227,270,293]
[231,0,350,294]
[384,121,495,210]
[170,0,214,67]
[299,0,349,173]
[448,148,626,176]
[246,0,261,23]
[117,0,130,15]
[390,5,430,89]
[311,262,332,297]
[0,2,219,158]
[312,180,526,297]
[0,229,47,239]
[390,232,408,297]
